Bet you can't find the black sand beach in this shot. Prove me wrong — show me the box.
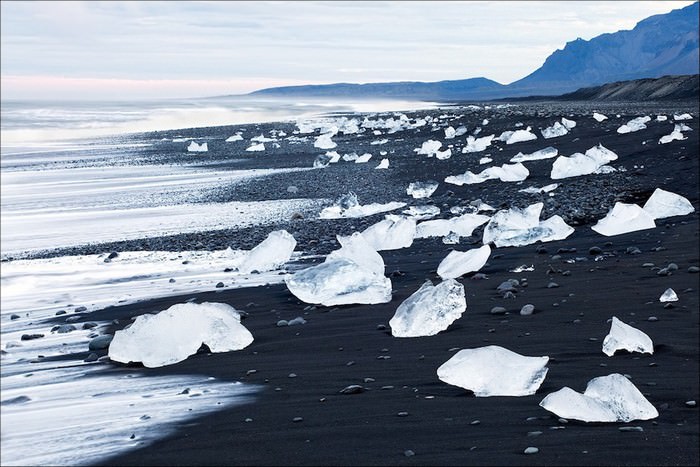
[13,101,699,466]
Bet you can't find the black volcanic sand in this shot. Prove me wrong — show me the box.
[14,101,700,466]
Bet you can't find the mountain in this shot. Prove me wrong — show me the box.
[508,1,699,96]
[249,77,506,101]
[247,3,699,101]
[556,74,699,101]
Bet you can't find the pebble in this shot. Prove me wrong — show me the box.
[589,246,603,255]
[524,447,539,455]
[288,317,306,326]
[339,384,365,394]
[397,411,409,417]
[527,431,543,437]
[55,324,76,334]
[292,417,303,423]
[55,310,67,315]
[490,306,507,315]
[84,352,99,362]
[88,335,113,351]
[10,314,20,320]
[503,291,516,299]
[686,400,697,407]
[626,246,642,255]
[215,282,225,288]
[470,420,481,425]
[619,426,643,432]
[21,334,44,341]
[404,450,415,457]
[547,282,560,288]
[520,304,535,316]
[276,320,289,326]
[688,266,699,273]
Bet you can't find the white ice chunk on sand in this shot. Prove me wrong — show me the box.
[561,117,576,129]
[659,288,678,302]
[617,116,651,134]
[326,151,341,163]
[479,156,492,164]
[187,142,208,152]
[313,154,332,168]
[109,302,254,368]
[407,181,439,199]
[437,244,491,279]
[435,148,452,160]
[314,132,337,149]
[593,112,608,122]
[541,121,569,139]
[437,345,549,397]
[414,139,443,157]
[658,126,687,144]
[510,146,558,163]
[592,202,656,236]
[236,230,296,274]
[361,214,416,251]
[389,279,466,337]
[285,232,391,306]
[444,126,456,139]
[656,115,668,122]
[319,192,406,219]
[674,113,692,121]
[519,183,558,194]
[355,153,372,163]
[602,316,654,356]
[445,163,529,186]
[643,188,695,219]
[550,143,618,179]
[375,158,389,169]
[505,128,537,144]
[251,134,276,143]
[462,134,494,153]
[225,133,243,142]
[246,142,265,152]
[415,212,490,239]
[403,205,440,220]
[482,202,574,247]
[539,373,658,422]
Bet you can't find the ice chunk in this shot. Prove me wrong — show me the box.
[407,181,439,199]
[674,113,692,121]
[541,121,568,139]
[342,152,359,162]
[550,143,618,179]
[462,134,494,153]
[643,188,695,219]
[375,158,389,169]
[236,230,296,274]
[415,212,490,239]
[326,151,341,163]
[505,128,537,144]
[479,156,492,164]
[510,146,558,163]
[602,317,654,356]
[437,345,549,397]
[187,142,208,152]
[414,139,442,157]
[246,142,265,152]
[539,373,658,422]
[617,116,651,134]
[314,133,337,149]
[355,153,372,163]
[518,183,558,194]
[591,202,656,236]
[313,154,332,168]
[656,115,668,122]
[445,162,529,186]
[561,117,576,129]
[593,112,608,122]
[402,205,440,220]
[659,288,678,302]
[320,193,406,219]
[370,138,388,145]
[482,118,489,126]
[435,148,452,160]
[437,244,491,279]
[658,128,686,144]
[225,133,243,142]
[389,279,466,337]
[454,126,468,136]
[361,215,416,251]
[482,202,574,247]
[109,302,254,368]
[444,126,456,139]
[251,134,276,143]
[285,233,391,306]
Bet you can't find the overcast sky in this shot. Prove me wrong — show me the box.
[1,0,695,100]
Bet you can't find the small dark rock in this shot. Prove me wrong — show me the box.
[88,335,113,351]
[21,334,44,341]
[10,314,20,320]
[589,246,603,255]
[84,352,99,362]
[339,385,365,395]
[520,304,535,316]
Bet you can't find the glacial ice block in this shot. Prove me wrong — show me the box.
[355,153,372,163]
[659,288,678,302]
[389,279,466,338]
[445,163,529,186]
[225,133,243,142]
[108,302,254,368]
[362,215,416,251]
[314,132,337,149]
[461,134,495,153]
[561,117,576,129]
[658,126,687,144]
[617,116,651,134]
[539,373,658,422]
[593,112,608,122]
[505,128,537,144]
[437,244,491,279]
[437,345,549,397]
[237,230,296,274]
[414,139,443,157]
[407,181,439,199]
[246,142,265,152]
[482,202,574,247]
[415,212,490,239]
[510,146,558,163]
[285,233,391,306]
[550,144,618,179]
[591,202,656,236]
[187,142,208,152]
[541,121,568,139]
[403,205,440,220]
[320,192,406,219]
[602,316,654,357]
[642,188,695,219]
[375,158,389,169]
[673,113,692,121]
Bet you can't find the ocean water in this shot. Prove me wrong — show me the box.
[0,96,438,465]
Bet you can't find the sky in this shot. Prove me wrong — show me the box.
[1,0,696,100]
